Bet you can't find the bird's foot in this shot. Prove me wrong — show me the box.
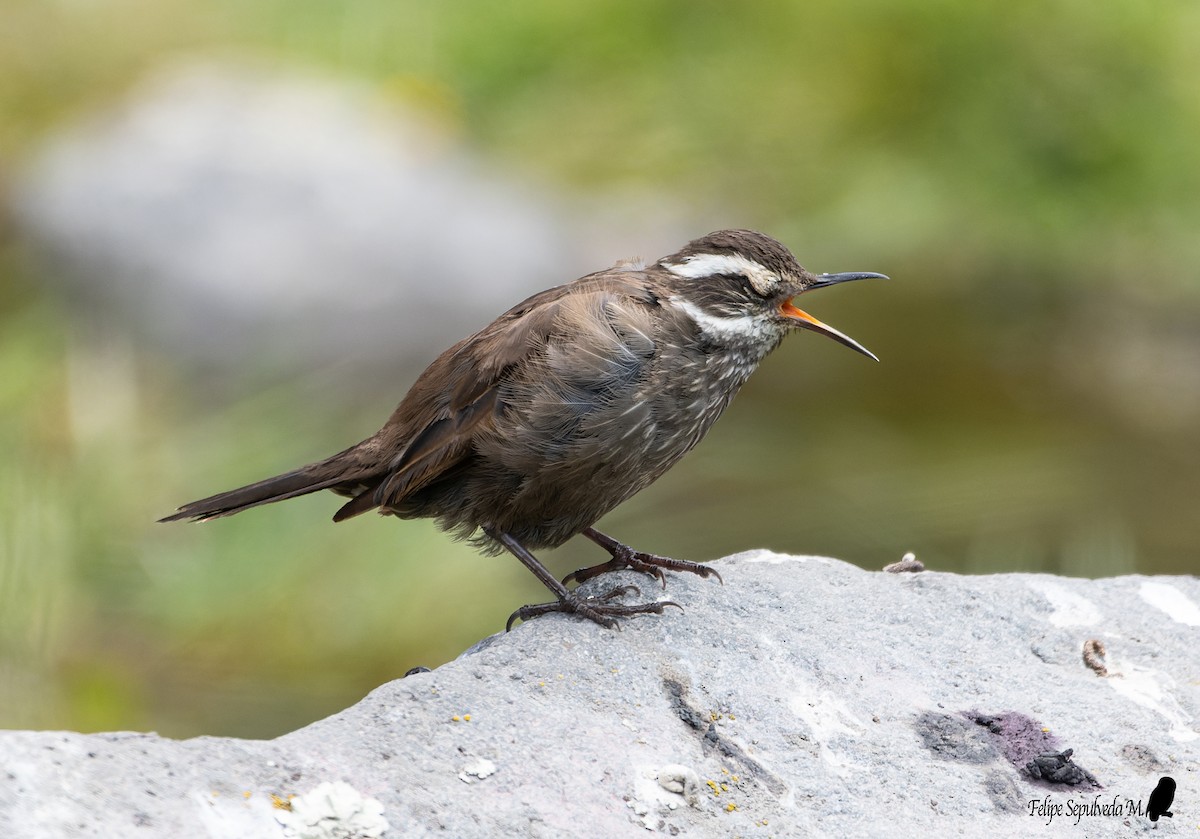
[506,585,681,631]
[564,528,724,588]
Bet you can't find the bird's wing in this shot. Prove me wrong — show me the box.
[332,282,577,520]
[334,270,661,521]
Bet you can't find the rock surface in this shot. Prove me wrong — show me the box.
[2,552,1197,837]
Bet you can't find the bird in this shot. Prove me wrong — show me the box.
[161,229,886,629]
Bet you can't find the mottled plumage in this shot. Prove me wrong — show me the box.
[162,230,885,628]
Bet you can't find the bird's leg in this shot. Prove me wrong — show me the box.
[562,527,724,588]
[485,527,680,631]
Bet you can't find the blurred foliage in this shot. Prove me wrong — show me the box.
[2,0,1199,737]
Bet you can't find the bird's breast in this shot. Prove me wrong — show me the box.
[448,293,773,546]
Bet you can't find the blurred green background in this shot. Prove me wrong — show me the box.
[2,0,1199,739]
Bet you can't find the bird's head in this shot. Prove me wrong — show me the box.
[658,229,886,360]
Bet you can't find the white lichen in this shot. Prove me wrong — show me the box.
[458,757,497,782]
[275,781,389,839]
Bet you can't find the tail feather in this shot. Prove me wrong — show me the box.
[331,481,385,522]
[159,446,376,523]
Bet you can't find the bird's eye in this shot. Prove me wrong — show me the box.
[724,272,761,297]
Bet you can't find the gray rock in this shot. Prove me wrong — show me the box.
[2,552,1197,837]
[11,60,690,375]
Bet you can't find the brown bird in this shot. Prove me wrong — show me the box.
[162,230,885,628]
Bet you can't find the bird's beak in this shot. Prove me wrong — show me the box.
[780,271,888,362]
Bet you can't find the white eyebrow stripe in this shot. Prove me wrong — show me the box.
[663,253,777,295]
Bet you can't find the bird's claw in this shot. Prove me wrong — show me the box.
[563,559,666,589]
[506,586,679,631]
[563,551,722,588]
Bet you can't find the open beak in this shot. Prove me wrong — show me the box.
[780,271,888,361]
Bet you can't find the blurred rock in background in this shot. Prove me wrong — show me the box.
[12,59,692,379]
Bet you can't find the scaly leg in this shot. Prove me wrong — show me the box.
[485,527,680,630]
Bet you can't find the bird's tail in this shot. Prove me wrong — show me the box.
[159,444,373,523]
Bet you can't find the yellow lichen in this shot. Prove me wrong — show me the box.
[270,794,294,811]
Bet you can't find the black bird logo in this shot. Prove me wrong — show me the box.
[1147,776,1176,822]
